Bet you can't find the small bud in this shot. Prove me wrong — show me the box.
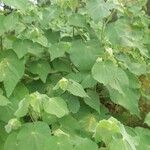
[105,47,113,56]
[58,78,69,91]
[96,57,103,62]
[5,118,21,133]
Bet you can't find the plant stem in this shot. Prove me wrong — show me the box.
[101,9,117,43]
[0,36,3,51]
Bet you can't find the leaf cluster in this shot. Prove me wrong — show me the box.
[0,0,150,149]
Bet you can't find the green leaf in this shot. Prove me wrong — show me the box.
[17,122,51,150]
[0,94,10,106]
[2,0,32,12]
[49,42,70,61]
[15,92,50,118]
[33,35,48,47]
[52,58,72,73]
[68,14,86,27]
[92,61,129,93]
[1,84,29,121]
[106,20,126,45]
[105,19,135,47]
[70,40,104,71]
[45,135,73,150]
[66,72,87,83]
[41,5,61,29]
[74,138,98,150]
[135,127,150,150]
[94,118,120,143]
[13,39,44,58]
[95,117,137,150]
[0,104,16,122]
[109,68,129,94]
[4,132,19,150]
[84,90,100,114]
[87,0,113,22]
[43,97,69,118]
[59,115,80,132]
[0,15,5,35]
[81,73,97,88]
[44,29,60,44]
[3,13,19,32]
[67,97,80,113]
[127,62,147,76]
[109,139,134,150]
[108,87,140,115]
[10,83,29,102]
[137,45,150,58]
[0,50,25,97]
[28,60,51,83]
[92,61,116,85]
[78,113,98,133]
[127,71,140,89]
[29,92,45,114]
[62,93,80,113]
[66,72,97,88]
[0,1,149,149]
[67,79,89,98]
[0,122,7,149]
[144,112,150,126]
[14,96,30,118]
[56,78,88,98]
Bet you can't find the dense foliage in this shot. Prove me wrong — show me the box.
[0,0,150,149]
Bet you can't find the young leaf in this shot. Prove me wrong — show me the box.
[5,118,21,133]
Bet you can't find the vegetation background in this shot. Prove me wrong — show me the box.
[0,0,150,150]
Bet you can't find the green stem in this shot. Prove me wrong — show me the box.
[75,27,86,42]
[0,36,3,51]
[101,9,117,43]
[73,26,75,37]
